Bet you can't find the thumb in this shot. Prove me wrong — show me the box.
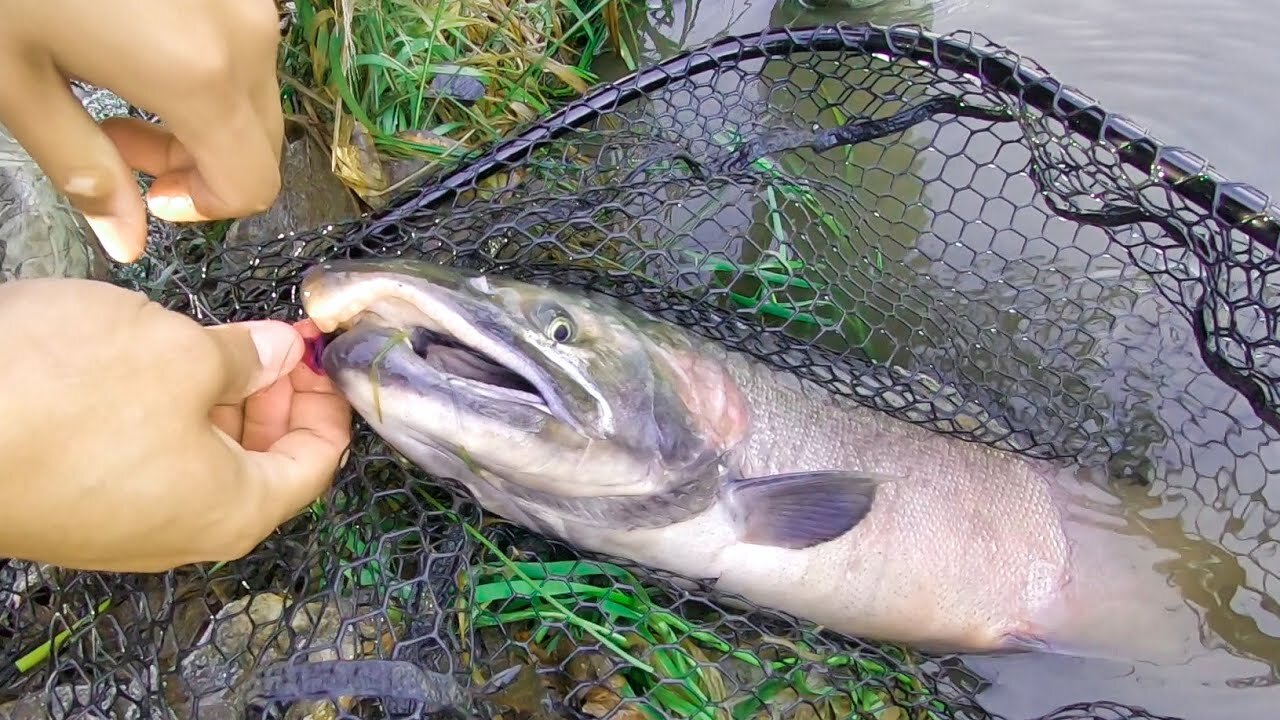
[204,320,305,404]
[0,59,147,262]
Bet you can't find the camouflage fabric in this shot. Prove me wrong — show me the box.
[2,23,1273,720]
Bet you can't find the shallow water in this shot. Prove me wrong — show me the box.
[587,1,1280,718]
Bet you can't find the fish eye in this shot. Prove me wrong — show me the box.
[546,315,574,343]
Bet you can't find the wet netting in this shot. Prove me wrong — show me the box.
[3,21,1277,720]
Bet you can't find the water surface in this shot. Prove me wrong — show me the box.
[587,1,1280,718]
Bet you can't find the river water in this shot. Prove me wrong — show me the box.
[584,1,1280,719]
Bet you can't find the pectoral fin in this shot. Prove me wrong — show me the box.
[722,470,890,550]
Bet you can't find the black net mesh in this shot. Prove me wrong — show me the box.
[2,22,1277,720]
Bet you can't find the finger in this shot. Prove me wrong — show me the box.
[240,376,294,453]
[0,61,147,262]
[286,360,353,444]
[99,116,195,178]
[233,388,352,535]
[225,0,287,171]
[210,404,244,443]
[147,99,282,222]
[202,320,304,405]
[252,51,286,168]
[295,318,323,339]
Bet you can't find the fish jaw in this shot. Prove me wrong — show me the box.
[316,321,579,533]
[300,258,602,438]
[318,321,554,483]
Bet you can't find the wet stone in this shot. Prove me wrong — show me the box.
[0,124,112,283]
[428,71,487,105]
[226,122,363,248]
[177,593,400,720]
[0,695,44,720]
[0,664,169,720]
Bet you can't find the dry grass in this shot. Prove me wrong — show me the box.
[278,0,641,206]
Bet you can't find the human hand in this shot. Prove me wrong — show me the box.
[0,278,353,573]
[0,0,285,264]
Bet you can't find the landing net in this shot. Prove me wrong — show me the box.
[4,23,1276,720]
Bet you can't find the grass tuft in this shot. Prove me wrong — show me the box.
[279,0,639,205]
[461,557,954,720]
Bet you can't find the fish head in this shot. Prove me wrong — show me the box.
[300,258,751,500]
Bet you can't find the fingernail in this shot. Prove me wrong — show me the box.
[246,321,302,378]
[148,193,202,222]
[83,214,139,263]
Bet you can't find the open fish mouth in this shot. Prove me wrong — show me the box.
[312,310,552,413]
[302,333,329,376]
[402,325,547,409]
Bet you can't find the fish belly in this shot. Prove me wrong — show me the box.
[712,472,1072,652]
[557,480,1066,654]
[711,368,1072,649]
[710,360,1196,660]
[535,448,1195,662]
[713,471,1191,664]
